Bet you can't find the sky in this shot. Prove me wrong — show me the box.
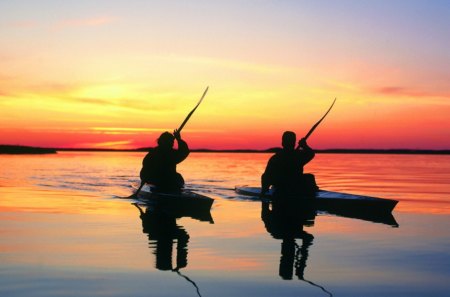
[0,0,449,150]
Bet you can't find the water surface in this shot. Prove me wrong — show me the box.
[1,152,449,296]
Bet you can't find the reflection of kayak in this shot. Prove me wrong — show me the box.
[235,186,398,212]
[324,206,398,227]
[235,186,398,221]
[136,188,214,223]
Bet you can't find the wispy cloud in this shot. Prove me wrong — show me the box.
[154,54,294,75]
[72,140,135,149]
[55,16,119,30]
[90,127,168,135]
[8,21,39,29]
[0,90,11,97]
[7,16,118,31]
[69,97,176,112]
[74,97,114,105]
[374,86,450,99]
[91,140,133,148]
[0,78,179,112]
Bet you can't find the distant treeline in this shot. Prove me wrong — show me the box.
[314,149,450,155]
[0,145,57,154]
[192,148,450,155]
[1,145,449,155]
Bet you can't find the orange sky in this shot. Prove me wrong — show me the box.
[1,1,449,150]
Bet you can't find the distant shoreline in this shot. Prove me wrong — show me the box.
[57,147,450,155]
[2,145,448,155]
[0,145,57,155]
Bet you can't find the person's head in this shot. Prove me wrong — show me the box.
[282,131,296,150]
[157,132,174,149]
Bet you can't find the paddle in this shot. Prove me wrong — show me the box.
[297,98,336,149]
[178,86,209,133]
[132,87,209,198]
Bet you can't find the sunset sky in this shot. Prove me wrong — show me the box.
[1,0,449,150]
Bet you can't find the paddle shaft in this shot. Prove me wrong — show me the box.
[296,98,336,150]
[304,98,336,140]
[177,86,209,133]
[132,181,145,198]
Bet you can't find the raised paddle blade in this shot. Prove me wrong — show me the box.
[304,98,336,140]
[178,86,209,133]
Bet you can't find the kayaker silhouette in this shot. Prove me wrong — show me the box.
[260,99,336,198]
[132,87,208,197]
[139,129,189,192]
[261,131,317,197]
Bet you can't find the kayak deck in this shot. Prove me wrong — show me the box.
[235,186,398,213]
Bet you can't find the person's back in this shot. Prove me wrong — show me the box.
[261,131,316,196]
[140,130,189,191]
[265,149,311,190]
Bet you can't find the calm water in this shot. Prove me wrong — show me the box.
[1,152,449,297]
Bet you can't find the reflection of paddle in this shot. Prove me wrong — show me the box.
[294,242,333,296]
[302,278,333,297]
[131,87,209,198]
[173,269,203,297]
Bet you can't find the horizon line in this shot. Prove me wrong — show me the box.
[1,145,450,155]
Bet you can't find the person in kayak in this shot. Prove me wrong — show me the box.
[261,131,317,197]
[139,129,190,192]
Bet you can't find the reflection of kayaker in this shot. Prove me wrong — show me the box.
[134,201,209,297]
[134,203,189,271]
[261,200,333,296]
[261,199,316,281]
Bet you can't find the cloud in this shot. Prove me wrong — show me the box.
[69,140,136,149]
[0,90,11,97]
[7,16,118,31]
[374,86,450,99]
[8,21,39,29]
[74,97,114,105]
[56,16,119,30]
[90,127,167,135]
[154,54,294,75]
[68,97,175,112]
[90,140,133,148]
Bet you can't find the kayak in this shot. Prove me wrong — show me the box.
[136,188,214,223]
[235,186,398,214]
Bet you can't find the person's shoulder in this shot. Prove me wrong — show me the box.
[146,147,157,153]
[269,150,283,160]
[272,147,283,155]
[144,147,158,156]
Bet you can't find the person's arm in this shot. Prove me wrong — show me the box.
[173,129,190,163]
[261,157,275,197]
[298,138,315,164]
[261,173,270,197]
